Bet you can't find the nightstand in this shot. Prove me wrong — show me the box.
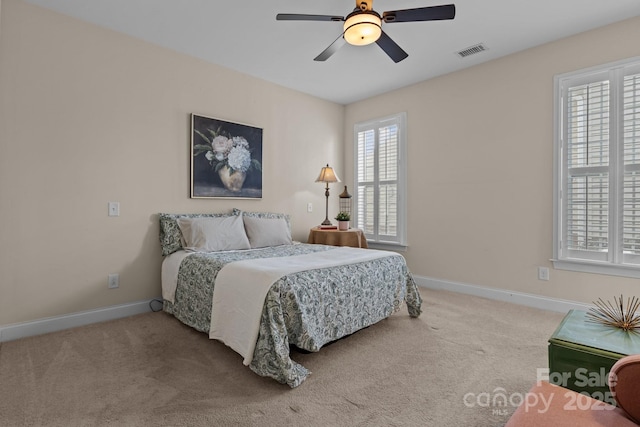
[307,227,368,248]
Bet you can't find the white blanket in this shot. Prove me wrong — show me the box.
[161,250,193,303]
[209,247,398,365]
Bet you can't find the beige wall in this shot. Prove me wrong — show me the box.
[0,0,344,326]
[345,16,640,305]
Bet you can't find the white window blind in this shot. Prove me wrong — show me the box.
[564,80,610,259]
[623,72,640,260]
[354,113,407,246]
[554,57,640,277]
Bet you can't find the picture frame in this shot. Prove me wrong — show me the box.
[190,113,263,199]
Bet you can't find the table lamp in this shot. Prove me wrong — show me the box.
[315,164,341,226]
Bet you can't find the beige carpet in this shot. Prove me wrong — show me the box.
[0,289,564,426]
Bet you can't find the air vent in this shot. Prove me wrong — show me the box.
[456,43,487,58]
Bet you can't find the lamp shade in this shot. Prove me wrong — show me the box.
[315,164,341,183]
[343,11,382,46]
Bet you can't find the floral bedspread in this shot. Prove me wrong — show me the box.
[163,243,422,387]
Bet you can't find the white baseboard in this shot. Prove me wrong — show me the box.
[0,278,589,343]
[414,275,591,313]
[0,298,163,343]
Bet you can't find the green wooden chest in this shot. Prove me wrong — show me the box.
[548,309,640,402]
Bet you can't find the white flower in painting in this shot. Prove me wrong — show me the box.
[232,136,250,150]
[227,146,251,172]
[212,136,232,156]
[195,128,261,178]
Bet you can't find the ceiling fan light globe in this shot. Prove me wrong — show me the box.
[343,12,382,46]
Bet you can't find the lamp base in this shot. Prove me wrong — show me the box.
[321,218,332,226]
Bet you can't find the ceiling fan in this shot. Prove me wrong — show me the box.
[276,0,456,63]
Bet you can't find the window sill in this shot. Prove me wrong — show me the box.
[552,258,640,279]
[368,241,408,252]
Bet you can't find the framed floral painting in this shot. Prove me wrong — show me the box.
[190,114,263,199]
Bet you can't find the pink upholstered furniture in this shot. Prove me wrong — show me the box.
[505,354,640,426]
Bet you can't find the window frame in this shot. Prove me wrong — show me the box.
[353,112,407,250]
[553,56,640,278]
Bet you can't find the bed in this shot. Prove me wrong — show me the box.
[159,210,422,388]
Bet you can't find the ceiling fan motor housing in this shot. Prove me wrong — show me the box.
[358,1,373,11]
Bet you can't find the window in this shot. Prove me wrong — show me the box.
[354,112,407,248]
[554,57,640,277]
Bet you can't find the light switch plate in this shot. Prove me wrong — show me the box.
[108,202,120,217]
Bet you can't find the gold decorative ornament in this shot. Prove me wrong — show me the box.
[586,295,640,331]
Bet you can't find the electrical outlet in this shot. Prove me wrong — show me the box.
[108,273,119,289]
[538,267,550,281]
[307,203,313,213]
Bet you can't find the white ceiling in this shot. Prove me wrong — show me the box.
[23,0,640,105]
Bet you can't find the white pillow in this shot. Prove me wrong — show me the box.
[243,216,292,248]
[177,215,250,252]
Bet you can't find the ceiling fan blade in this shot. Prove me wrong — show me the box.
[382,4,455,23]
[314,34,347,61]
[276,13,344,22]
[375,31,408,63]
